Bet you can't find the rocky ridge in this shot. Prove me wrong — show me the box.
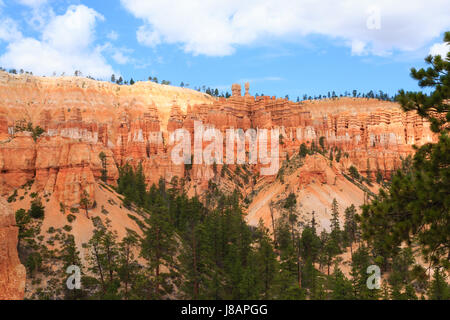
[0,73,436,209]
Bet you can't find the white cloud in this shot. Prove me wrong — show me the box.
[429,42,449,58]
[137,25,161,47]
[121,0,450,57]
[16,0,48,7]
[0,18,22,42]
[107,30,119,41]
[351,40,367,56]
[112,51,130,64]
[0,5,115,78]
[43,5,104,51]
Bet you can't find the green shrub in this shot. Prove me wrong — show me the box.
[7,190,17,203]
[101,206,109,215]
[299,143,308,157]
[29,199,45,219]
[25,252,42,275]
[349,166,360,181]
[67,214,76,223]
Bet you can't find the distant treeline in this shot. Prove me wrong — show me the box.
[1,68,395,102]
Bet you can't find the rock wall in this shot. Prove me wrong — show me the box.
[0,71,213,208]
[0,198,26,300]
[0,72,436,209]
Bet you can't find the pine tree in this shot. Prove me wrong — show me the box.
[330,199,342,253]
[350,246,374,299]
[299,225,321,291]
[330,264,354,300]
[344,205,358,255]
[299,143,308,157]
[99,152,107,183]
[83,223,121,299]
[255,221,278,299]
[387,248,415,294]
[61,234,84,300]
[283,193,301,288]
[141,193,177,299]
[117,231,141,299]
[428,268,449,300]
[79,190,92,219]
[361,32,450,272]
[29,198,45,219]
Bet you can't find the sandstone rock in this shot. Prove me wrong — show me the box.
[0,198,26,300]
[0,73,437,210]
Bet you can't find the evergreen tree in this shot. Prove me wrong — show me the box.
[83,223,121,299]
[350,246,380,300]
[61,234,85,300]
[79,190,92,219]
[428,267,449,300]
[29,198,45,219]
[99,152,107,183]
[343,205,358,255]
[361,33,450,271]
[117,231,141,299]
[299,143,308,157]
[330,264,354,300]
[254,221,278,299]
[141,190,177,299]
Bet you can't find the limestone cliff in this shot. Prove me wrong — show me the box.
[0,71,436,211]
[0,198,26,300]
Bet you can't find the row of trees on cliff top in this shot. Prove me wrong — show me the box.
[2,67,394,102]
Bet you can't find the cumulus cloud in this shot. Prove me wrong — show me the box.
[0,17,22,42]
[121,0,450,57]
[112,51,130,65]
[137,25,161,47]
[16,0,48,7]
[429,42,449,58]
[0,5,115,78]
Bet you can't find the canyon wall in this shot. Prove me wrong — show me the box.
[0,198,26,300]
[0,71,436,209]
[0,71,214,208]
[0,73,437,299]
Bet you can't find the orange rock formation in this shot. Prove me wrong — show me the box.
[0,198,26,300]
[0,71,436,210]
[0,73,438,300]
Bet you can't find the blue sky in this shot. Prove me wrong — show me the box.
[0,0,449,99]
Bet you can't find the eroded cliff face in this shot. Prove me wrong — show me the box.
[0,198,26,300]
[0,72,436,210]
[0,71,214,208]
